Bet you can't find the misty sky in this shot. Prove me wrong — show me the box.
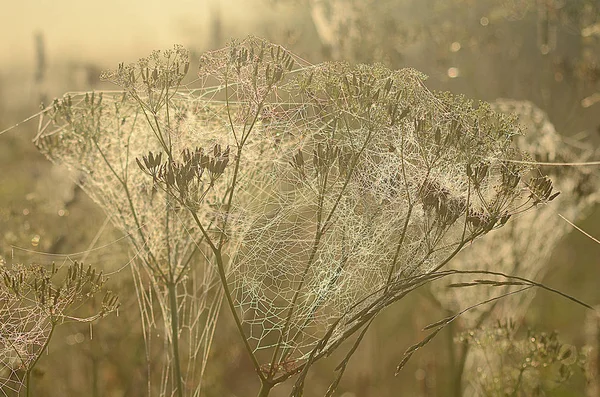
[0,0,245,68]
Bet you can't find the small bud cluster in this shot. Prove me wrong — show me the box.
[199,37,300,121]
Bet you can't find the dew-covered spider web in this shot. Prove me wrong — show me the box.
[29,37,558,388]
[0,208,130,396]
[181,38,553,377]
[33,80,245,395]
[0,263,53,396]
[0,259,118,397]
[431,99,600,327]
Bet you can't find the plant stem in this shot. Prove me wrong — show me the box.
[216,250,266,378]
[168,283,184,397]
[446,317,462,397]
[453,340,469,397]
[256,380,274,397]
[26,322,56,397]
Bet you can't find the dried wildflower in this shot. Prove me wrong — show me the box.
[34,39,571,397]
[528,175,561,205]
[429,100,599,396]
[0,261,118,394]
[218,55,554,394]
[433,100,599,325]
[34,36,311,397]
[35,79,233,397]
[100,45,189,113]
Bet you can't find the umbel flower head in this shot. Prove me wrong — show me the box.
[0,260,118,393]
[34,37,561,394]
[188,40,559,385]
[35,45,247,395]
[432,99,600,326]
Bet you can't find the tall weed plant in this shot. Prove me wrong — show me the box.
[26,37,590,396]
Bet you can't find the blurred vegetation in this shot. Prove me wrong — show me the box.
[1,1,599,396]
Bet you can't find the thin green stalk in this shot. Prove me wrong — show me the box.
[224,70,239,145]
[321,125,373,233]
[175,92,265,378]
[283,233,350,351]
[385,132,419,286]
[325,318,374,396]
[189,211,265,381]
[453,339,469,397]
[270,175,328,372]
[92,138,167,282]
[168,282,184,397]
[26,322,56,397]
[90,301,101,397]
[511,366,527,396]
[217,145,245,250]
[180,82,271,382]
[272,272,452,385]
[275,121,376,368]
[175,182,231,283]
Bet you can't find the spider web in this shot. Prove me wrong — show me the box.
[0,265,51,396]
[0,259,116,397]
[189,39,544,374]
[34,92,236,396]
[28,37,553,389]
[431,99,600,326]
[0,211,129,395]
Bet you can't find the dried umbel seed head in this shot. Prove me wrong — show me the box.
[136,144,231,203]
[208,144,231,178]
[101,45,190,113]
[0,261,118,377]
[313,142,340,177]
[199,36,301,117]
[430,99,598,340]
[528,175,560,205]
[466,162,490,189]
[289,149,305,171]
[419,179,451,212]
